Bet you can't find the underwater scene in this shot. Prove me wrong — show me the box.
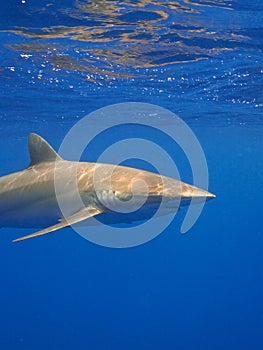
[0,0,262,349]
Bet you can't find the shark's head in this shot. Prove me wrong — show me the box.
[147,175,215,210]
[178,184,216,207]
[97,166,216,214]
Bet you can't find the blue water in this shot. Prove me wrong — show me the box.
[0,0,262,349]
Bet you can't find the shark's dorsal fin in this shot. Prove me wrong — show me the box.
[28,133,62,166]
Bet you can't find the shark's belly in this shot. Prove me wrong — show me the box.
[0,195,62,228]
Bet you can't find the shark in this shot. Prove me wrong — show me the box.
[0,133,215,242]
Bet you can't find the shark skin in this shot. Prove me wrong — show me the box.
[0,133,215,242]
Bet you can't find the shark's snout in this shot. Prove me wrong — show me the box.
[180,186,215,205]
[159,181,215,209]
[182,188,216,199]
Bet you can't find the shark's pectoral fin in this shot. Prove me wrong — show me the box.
[12,207,103,242]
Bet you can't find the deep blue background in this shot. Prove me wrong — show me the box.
[0,1,262,349]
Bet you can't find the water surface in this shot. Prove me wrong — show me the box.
[0,1,262,349]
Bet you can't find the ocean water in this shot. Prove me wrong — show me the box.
[0,0,262,349]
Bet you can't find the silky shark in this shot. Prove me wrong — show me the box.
[0,133,215,242]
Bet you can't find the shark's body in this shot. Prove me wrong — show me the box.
[0,134,215,242]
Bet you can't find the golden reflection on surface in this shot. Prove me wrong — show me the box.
[4,0,247,79]
[184,0,233,10]
[7,43,62,52]
[71,0,199,15]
